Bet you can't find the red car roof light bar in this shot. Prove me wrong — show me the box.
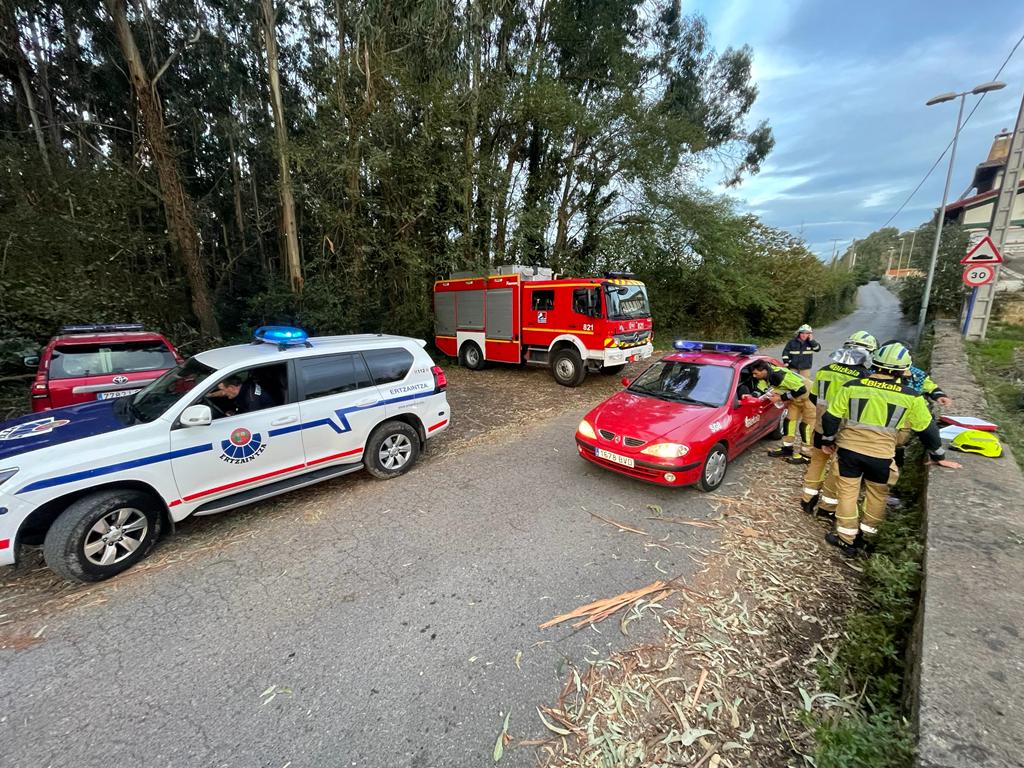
[672,339,758,355]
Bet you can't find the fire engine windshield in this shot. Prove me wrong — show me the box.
[627,361,732,407]
[604,284,650,320]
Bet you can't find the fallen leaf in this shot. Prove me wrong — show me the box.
[493,712,511,762]
[536,707,572,736]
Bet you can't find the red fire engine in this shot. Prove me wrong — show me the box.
[433,266,654,386]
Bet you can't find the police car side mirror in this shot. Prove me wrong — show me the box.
[621,377,631,387]
[180,404,212,428]
[741,394,758,406]
[23,355,39,368]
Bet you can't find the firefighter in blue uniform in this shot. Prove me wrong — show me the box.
[782,324,821,378]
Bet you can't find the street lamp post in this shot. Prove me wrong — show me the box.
[914,80,1006,348]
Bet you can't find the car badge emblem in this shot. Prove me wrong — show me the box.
[0,416,72,441]
[113,375,129,385]
[613,435,620,444]
[219,427,268,464]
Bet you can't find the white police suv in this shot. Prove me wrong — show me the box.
[0,327,450,582]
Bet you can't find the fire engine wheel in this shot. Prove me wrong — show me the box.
[364,421,421,479]
[42,489,163,582]
[697,443,728,493]
[551,348,587,387]
[459,341,486,371]
[600,364,626,376]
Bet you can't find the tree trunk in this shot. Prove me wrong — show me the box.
[104,0,220,338]
[15,57,52,179]
[260,0,303,293]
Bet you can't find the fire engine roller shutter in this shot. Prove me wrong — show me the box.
[435,291,456,336]
[485,288,514,340]
[456,290,485,330]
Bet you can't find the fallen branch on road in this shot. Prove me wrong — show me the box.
[540,581,677,630]
[589,510,648,535]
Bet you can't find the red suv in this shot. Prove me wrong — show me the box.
[25,324,182,412]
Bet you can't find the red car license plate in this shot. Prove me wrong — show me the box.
[596,448,635,468]
[98,389,140,400]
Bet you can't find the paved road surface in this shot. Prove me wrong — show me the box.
[0,282,910,768]
[762,280,911,373]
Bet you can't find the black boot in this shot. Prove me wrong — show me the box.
[825,531,860,558]
[800,495,818,515]
[767,445,793,458]
[786,453,810,465]
[816,506,836,521]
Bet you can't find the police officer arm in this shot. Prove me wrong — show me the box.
[809,340,821,352]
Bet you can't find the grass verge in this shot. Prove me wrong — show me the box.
[965,322,1024,471]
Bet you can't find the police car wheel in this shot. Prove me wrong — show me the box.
[551,348,586,387]
[364,421,421,479]
[43,489,163,582]
[697,443,728,493]
[601,364,626,376]
[460,342,485,371]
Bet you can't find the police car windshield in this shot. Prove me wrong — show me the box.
[604,284,650,320]
[627,361,732,407]
[130,358,215,422]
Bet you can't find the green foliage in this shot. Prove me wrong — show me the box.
[814,707,916,768]
[1,0,797,361]
[966,323,1024,472]
[898,223,970,320]
[843,227,900,285]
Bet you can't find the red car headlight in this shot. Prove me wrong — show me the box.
[577,419,597,440]
[640,443,689,459]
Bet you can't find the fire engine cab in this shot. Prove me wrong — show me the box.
[433,266,654,386]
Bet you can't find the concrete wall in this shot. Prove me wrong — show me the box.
[914,321,1024,767]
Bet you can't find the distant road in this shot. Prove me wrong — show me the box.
[763,281,913,371]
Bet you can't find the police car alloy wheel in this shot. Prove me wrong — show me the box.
[42,489,163,582]
[697,443,728,493]
[364,421,421,479]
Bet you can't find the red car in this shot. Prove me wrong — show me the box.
[575,341,785,492]
[25,324,182,412]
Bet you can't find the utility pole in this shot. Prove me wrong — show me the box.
[914,80,1006,348]
[964,87,1024,340]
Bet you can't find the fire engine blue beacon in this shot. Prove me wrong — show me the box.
[253,326,310,349]
[673,340,759,355]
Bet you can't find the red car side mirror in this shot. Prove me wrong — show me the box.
[621,377,631,387]
[741,394,758,405]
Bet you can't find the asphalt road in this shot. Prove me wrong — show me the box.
[0,282,910,768]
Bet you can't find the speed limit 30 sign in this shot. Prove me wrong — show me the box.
[963,264,996,287]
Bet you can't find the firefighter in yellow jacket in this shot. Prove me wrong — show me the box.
[820,343,960,557]
[798,331,877,517]
[749,360,815,462]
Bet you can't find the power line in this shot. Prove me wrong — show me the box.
[880,30,1024,230]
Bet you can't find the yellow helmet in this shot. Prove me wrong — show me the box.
[950,429,1002,458]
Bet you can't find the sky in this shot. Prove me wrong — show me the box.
[691,0,1024,259]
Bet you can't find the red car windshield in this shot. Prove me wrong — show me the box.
[49,341,177,379]
[627,361,733,407]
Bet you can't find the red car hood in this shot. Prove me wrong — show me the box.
[587,390,716,444]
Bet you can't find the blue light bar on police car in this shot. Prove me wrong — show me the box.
[254,325,310,349]
[673,339,758,355]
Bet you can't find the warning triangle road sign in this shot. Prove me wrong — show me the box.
[961,235,1004,265]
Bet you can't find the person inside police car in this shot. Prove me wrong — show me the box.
[209,372,277,417]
